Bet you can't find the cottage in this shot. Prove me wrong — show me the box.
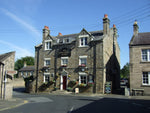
[129,21,150,95]
[31,14,120,94]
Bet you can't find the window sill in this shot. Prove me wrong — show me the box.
[45,49,52,51]
[141,85,150,87]
[140,61,150,63]
[78,46,89,48]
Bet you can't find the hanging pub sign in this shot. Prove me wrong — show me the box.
[58,48,71,57]
[105,81,112,94]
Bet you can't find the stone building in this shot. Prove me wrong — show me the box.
[31,14,120,94]
[0,51,16,99]
[129,21,150,95]
[18,62,34,78]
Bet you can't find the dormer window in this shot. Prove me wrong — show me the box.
[80,37,87,46]
[45,40,52,50]
[79,35,89,47]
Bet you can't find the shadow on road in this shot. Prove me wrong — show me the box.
[69,98,150,113]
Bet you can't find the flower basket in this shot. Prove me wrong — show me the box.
[79,83,87,87]
[88,83,94,87]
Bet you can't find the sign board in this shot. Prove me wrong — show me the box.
[105,82,112,94]
[6,70,17,75]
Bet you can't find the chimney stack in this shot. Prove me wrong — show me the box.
[43,26,50,40]
[103,14,110,35]
[24,61,27,67]
[133,20,139,35]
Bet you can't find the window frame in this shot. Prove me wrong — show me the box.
[61,57,68,66]
[79,35,89,47]
[79,73,87,85]
[44,58,51,66]
[45,40,52,50]
[142,72,150,85]
[43,73,50,83]
[79,56,87,66]
[141,49,150,62]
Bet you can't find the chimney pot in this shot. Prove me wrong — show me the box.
[44,26,49,30]
[104,14,108,18]
[58,32,63,36]
[113,24,116,28]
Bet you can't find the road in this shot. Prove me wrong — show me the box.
[1,88,150,113]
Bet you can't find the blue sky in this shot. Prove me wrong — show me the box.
[0,0,149,68]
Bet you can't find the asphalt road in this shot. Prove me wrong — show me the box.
[1,88,150,113]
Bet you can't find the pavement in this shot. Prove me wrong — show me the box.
[0,98,28,112]
[0,92,150,112]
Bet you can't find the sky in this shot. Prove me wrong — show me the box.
[0,0,149,68]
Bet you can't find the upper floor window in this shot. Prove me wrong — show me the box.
[143,72,150,85]
[44,58,51,66]
[80,37,88,46]
[45,40,52,50]
[61,57,68,66]
[142,49,150,61]
[79,56,87,66]
[79,35,89,47]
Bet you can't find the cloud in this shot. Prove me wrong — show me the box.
[0,8,41,40]
[0,40,34,59]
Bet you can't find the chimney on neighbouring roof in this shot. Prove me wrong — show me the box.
[103,14,110,35]
[24,61,27,67]
[43,26,50,40]
[133,20,139,35]
[58,32,63,36]
[113,24,117,37]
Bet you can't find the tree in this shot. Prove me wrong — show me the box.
[120,63,129,79]
[15,56,34,77]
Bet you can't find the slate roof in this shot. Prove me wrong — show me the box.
[0,51,15,62]
[19,66,35,71]
[130,32,150,46]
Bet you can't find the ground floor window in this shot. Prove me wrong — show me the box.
[44,73,50,83]
[143,72,150,85]
[79,73,87,85]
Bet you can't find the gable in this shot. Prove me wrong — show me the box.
[45,34,54,41]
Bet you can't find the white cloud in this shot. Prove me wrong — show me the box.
[0,40,34,59]
[0,8,41,40]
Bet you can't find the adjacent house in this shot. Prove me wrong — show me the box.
[31,14,120,94]
[0,51,16,99]
[18,62,34,78]
[129,21,150,95]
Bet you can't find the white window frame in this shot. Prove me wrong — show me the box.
[45,40,52,50]
[141,49,150,62]
[79,72,87,85]
[30,71,33,76]
[63,38,70,43]
[79,56,87,65]
[44,58,51,66]
[61,57,68,66]
[43,73,50,83]
[79,35,89,47]
[142,72,150,85]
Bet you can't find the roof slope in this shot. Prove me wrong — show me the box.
[130,32,150,46]
[19,66,35,71]
[0,51,15,62]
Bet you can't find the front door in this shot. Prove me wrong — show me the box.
[63,76,67,90]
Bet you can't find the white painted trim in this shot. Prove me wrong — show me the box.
[79,56,87,58]
[79,35,89,38]
[60,75,63,90]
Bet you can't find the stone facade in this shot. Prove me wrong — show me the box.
[31,15,120,94]
[0,51,15,99]
[129,21,150,95]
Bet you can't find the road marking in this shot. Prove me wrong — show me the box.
[26,97,53,103]
[68,106,74,113]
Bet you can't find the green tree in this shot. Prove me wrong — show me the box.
[120,63,129,79]
[15,56,34,77]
